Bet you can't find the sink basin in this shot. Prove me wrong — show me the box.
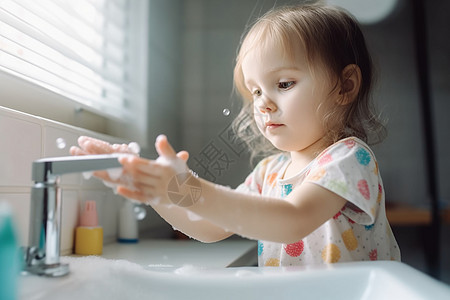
[19,256,450,300]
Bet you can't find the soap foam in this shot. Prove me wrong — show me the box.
[102,180,119,194]
[214,184,233,192]
[82,171,94,180]
[174,264,199,275]
[59,256,155,298]
[156,156,187,174]
[106,168,123,181]
[146,197,161,206]
[146,264,174,268]
[127,142,141,154]
[186,210,203,222]
[234,269,257,278]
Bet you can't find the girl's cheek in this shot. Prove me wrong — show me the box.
[253,108,265,130]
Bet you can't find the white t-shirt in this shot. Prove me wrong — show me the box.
[237,137,401,267]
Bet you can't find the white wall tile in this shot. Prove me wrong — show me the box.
[43,125,81,185]
[0,114,41,187]
[0,107,134,255]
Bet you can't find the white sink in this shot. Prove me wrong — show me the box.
[19,256,450,300]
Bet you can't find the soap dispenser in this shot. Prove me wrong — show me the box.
[118,200,139,243]
[75,201,103,255]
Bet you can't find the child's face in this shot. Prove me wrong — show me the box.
[241,42,338,154]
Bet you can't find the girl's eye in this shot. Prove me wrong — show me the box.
[278,81,295,90]
[252,89,262,97]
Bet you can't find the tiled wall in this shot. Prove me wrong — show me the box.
[0,106,127,255]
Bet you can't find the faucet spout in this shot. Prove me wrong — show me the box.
[32,154,123,182]
[24,154,123,277]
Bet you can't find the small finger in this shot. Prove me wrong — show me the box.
[78,136,114,154]
[133,184,156,197]
[70,146,88,156]
[112,143,135,154]
[155,135,177,159]
[132,175,161,188]
[117,186,151,203]
[119,156,162,177]
[176,150,189,162]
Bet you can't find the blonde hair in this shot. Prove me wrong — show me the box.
[232,4,386,163]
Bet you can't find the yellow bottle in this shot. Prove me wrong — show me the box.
[75,201,103,255]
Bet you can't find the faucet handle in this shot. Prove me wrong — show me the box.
[22,246,69,277]
[22,246,44,267]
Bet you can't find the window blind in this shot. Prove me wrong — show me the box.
[0,0,133,119]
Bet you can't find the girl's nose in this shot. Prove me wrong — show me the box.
[257,97,277,113]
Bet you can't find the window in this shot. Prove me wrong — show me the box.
[0,0,148,143]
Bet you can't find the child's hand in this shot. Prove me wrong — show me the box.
[70,136,138,156]
[117,135,190,205]
[70,136,139,184]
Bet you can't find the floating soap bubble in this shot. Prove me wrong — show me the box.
[56,138,66,149]
[222,108,230,116]
[133,205,147,220]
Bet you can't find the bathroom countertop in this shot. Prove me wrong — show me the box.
[100,238,258,268]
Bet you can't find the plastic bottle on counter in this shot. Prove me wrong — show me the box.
[118,200,139,243]
[75,201,103,255]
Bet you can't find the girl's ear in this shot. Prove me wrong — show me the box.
[337,64,362,105]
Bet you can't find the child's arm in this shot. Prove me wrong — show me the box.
[118,135,347,244]
[190,179,346,244]
[150,204,233,242]
[70,136,233,243]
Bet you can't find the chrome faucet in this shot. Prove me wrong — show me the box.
[23,154,122,277]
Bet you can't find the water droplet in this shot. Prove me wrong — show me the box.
[56,138,66,149]
[222,108,230,116]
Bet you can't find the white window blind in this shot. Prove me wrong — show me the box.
[0,0,138,119]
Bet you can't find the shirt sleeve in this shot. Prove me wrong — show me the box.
[235,156,271,195]
[305,139,381,225]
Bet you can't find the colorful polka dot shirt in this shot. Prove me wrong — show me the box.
[237,137,401,267]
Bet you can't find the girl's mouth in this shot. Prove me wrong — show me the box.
[265,121,284,129]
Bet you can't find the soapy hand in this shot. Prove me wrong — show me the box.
[70,136,139,185]
[117,135,191,206]
[70,136,139,156]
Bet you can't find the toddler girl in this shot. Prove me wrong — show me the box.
[71,3,400,266]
